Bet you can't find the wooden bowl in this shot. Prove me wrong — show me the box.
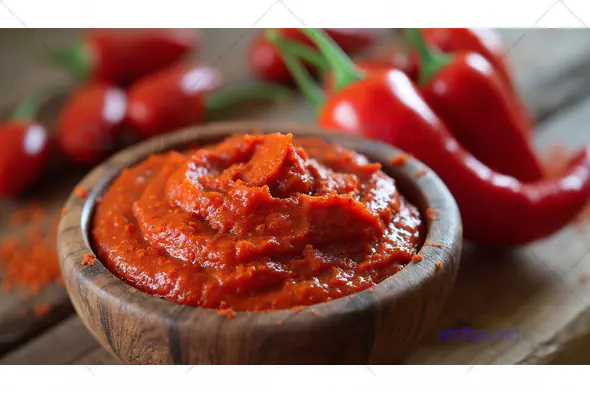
[58,122,462,365]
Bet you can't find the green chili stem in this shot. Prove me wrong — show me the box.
[55,42,90,81]
[205,82,293,117]
[404,28,453,85]
[11,97,40,121]
[264,30,328,72]
[300,28,363,92]
[266,29,325,113]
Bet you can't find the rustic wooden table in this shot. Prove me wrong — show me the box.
[2,28,590,365]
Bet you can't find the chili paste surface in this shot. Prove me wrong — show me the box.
[92,133,423,311]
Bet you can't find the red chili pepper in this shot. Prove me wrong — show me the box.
[269,28,590,246]
[57,83,127,166]
[126,62,291,140]
[57,29,198,86]
[423,29,514,91]
[0,98,50,197]
[322,58,412,94]
[364,42,420,81]
[406,29,544,182]
[249,28,375,84]
[264,33,414,93]
[420,28,533,131]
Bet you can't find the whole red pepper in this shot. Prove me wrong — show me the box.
[57,29,198,86]
[249,28,375,85]
[270,28,590,246]
[362,42,420,81]
[419,28,533,132]
[126,62,291,140]
[406,29,544,182]
[323,57,414,94]
[0,98,50,197]
[57,83,127,165]
[422,29,514,91]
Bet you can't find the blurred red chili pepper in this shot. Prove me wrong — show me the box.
[249,28,375,84]
[57,83,127,166]
[365,42,419,81]
[406,29,544,182]
[266,33,416,93]
[126,62,291,140]
[0,99,50,197]
[57,29,198,86]
[419,28,533,131]
[270,28,590,246]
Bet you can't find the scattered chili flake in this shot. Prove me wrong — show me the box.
[8,210,28,226]
[217,308,236,319]
[0,205,61,297]
[368,286,374,293]
[81,253,95,266]
[427,242,444,248]
[415,168,428,178]
[579,271,588,284]
[412,254,423,263]
[291,305,305,313]
[74,186,89,199]
[427,207,438,221]
[389,154,409,166]
[61,208,68,216]
[435,261,443,270]
[28,204,47,221]
[34,303,51,318]
[8,204,46,226]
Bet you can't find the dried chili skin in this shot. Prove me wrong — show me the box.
[274,28,590,246]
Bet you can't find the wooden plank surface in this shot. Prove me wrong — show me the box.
[405,95,590,365]
[0,316,107,365]
[4,104,590,365]
[2,29,590,364]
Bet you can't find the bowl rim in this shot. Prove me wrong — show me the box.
[58,121,462,329]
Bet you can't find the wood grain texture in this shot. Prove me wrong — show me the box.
[0,316,106,365]
[58,122,462,365]
[500,29,590,121]
[0,92,84,355]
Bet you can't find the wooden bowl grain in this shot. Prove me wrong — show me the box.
[58,122,462,365]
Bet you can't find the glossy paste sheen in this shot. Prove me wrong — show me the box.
[92,133,423,311]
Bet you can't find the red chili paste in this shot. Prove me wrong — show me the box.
[92,133,423,311]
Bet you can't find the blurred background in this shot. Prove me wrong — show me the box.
[2,28,590,365]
